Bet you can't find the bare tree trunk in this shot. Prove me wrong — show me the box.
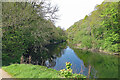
[36,60,38,65]
[20,55,24,64]
[29,56,31,64]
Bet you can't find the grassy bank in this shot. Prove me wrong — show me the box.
[2,64,62,78]
[2,64,86,78]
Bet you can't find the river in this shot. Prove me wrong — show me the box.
[44,43,118,78]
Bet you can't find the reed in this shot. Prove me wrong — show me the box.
[87,64,91,78]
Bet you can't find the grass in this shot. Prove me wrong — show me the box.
[2,64,63,78]
[2,64,87,79]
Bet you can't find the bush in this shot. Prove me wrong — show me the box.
[60,62,86,78]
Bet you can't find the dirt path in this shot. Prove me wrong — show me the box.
[0,68,12,79]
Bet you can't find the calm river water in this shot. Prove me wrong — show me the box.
[44,43,118,78]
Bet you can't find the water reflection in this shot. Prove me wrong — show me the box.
[73,48,118,78]
[24,42,118,78]
[49,46,89,76]
[45,45,118,78]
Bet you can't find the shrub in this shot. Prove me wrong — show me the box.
[60,62,86,78]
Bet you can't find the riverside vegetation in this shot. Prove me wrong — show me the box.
[2,0,119,79]
[2,1,68,78]
[2,2,67,66]
[67,1,120,54]
[2,62,86,78]
[2,1,86,78]
[60,62,86,78]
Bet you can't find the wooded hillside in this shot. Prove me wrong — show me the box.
[67,1,120,53]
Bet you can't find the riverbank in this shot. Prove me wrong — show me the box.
[2,64,62,78]
[71,44,119,55]
[2,64,86,78]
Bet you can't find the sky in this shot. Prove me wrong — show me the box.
[50,0,104,30]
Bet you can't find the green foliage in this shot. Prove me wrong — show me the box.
[60,62,72,77]
[2,2,67,66]
[67,1,120,53]
[56,27,67,42]
[81,36,92,48]
[103,32,120,52]
[60,62,86,78]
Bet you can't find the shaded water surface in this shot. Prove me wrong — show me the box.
[44,43,118,78]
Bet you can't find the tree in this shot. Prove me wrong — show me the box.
[2,2,66,65]
[67,1,120,53]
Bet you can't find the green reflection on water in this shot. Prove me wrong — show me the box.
[73,48,118,78]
